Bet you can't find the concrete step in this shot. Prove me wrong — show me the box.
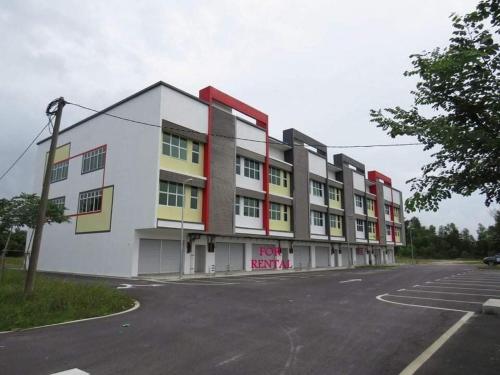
[482,299,500,314]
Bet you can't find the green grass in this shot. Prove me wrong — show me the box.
[396,256,482,265]
[355,265,397,269]
[0,270,135,332]
[5,256,24,268]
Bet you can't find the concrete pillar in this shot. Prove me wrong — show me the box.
[337,247,343,267]
[310,246,316,268]
[244,242,253,271]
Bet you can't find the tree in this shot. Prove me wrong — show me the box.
[370,0,500,212]
[0,193,69,279]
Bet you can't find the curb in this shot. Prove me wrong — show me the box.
[0,300,140,335]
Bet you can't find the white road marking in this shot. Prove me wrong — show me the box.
[385,294,483,305]
[51,369,89,375]
[415,284,500,292]
[399,312,474,375]
[215,354,243,367]
[399,289,500,298]
[117,283,163,289]
[376,293,471,313]
[340,279,362,284]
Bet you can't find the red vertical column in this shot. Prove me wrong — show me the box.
[262,121,270,235]
[199,89,213,232]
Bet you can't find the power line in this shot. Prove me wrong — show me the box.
[0,119,52,183]
[66,101,422,149]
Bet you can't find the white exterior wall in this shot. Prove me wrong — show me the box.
[269,145,285,162]
[236,119,266,155]
[393,190,402,205]
[308,152,326,177]
[309,180,325,206]
[33,86,163,277]
[353,172,365,191]
[160,86,208,133]
[354,195,364,215]
[310,211,325,235]
[235,199,263,229]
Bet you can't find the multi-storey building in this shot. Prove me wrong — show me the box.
[30,82,405,277]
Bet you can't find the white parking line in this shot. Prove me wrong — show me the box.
[384,294,483,305]
[398,288,500,298]
[447,277,500,283]
[415,284,500,292]
[340,279,362,284]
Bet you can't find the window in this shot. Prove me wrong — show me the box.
[78,189,102,213]
[367,221,376,234]
[243,197,259,217]
[162,133,187,160]
[367,199,374,212]
[159,181,184,207]
[269,167,281,185]
[329,187,341,201]
[394,207,400,219]
[312,211,324,226]
[356,219,365,232]
[192,142,200,164]
[236,156,241,175]
[51,160,68,183]
[81,146,106,174]
[385,204,391,216]
[330,214,342,229]
[395,227,401,238]
[235,195,240,215]
[312,181,323,197]
[355,195,364,208]
[244,158,260,179]
[283,172,288,188]
[50,197,65,211]
[283,206,288,221]
[386,225,392,236]
[190,187,198,209]
[270,203,281,220]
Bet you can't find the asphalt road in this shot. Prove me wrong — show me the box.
[1,265,499,375]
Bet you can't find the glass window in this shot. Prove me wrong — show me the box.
[78,189,102,213]
[269,167,281,185]
[283,172,288,188]
[159,181,184,207]
[355,195,364,208]
[330,214,342,229]
[385,204,391,215]
[283,205,288,221]
[367,221,376,234]
[329,187,341,202]
[367,199,374,211]
[190,187,198,209]
[244,158,260,180]
[243,197,259,217]
[50,197,65,211]
[162,133,187,160]
[386,225,392,236]
[235,195,240,215]
[81,146,106,174]
[312,181,323,197]
[312,211,324,226]
[356,219,365,232]
[51,160,68,183]
[236,156,241,175]
[192,142,200,164]
[270,203,281,220]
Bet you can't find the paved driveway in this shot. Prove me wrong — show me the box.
[1,265,499,375]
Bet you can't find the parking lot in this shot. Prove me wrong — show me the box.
[1,265,499,375]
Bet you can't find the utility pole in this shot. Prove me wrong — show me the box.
[24,97,65,296]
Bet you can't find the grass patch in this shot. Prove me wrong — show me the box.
[396,257,482,265]
[4,256,24,268]
[355,265,397,269]
[0,270,135,332]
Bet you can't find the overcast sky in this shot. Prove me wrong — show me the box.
[0,0,497,234]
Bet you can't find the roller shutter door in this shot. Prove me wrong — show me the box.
[342,249,350,266]
[138,239,180,275]
[252,244,276,270]
[315,246,330,268]
[294,246,310,269]
[356,249,366,266]
[215,243,244,272]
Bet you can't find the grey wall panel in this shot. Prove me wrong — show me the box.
[269,158,293,172]
[159,169,206,188]
[343,167,356,244]
[269,194,293,206]
[209,107,236,235]
[236,147,266,163]
[291,145,310,240]
[376,181,387,245]
[235,187,266,200]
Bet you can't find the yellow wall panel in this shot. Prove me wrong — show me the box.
[157,185,203,223]
[159,140,204,177]
[76,186,114,234]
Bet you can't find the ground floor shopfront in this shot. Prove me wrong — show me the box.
[135,229,396,276]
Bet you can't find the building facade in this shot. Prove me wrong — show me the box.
[31,82,405,277]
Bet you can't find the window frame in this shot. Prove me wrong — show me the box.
[192,142,200,164]
[81,146,106,174]
[270,202,281,220]
[162,132,188,161]
[235,195,240,215]
[312,211,324,226]
[78,188,103,214]
[158,181,184,207]
[356,219,365,232]
[384,204,391,215]
[269,167,281,186]
[49,196,65,211]
[311,181,323,197]
[243,158,260,180]
[50,160,69,183]
[190,187,198,209]
[243,197,260,218]
[355,195,364,208]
